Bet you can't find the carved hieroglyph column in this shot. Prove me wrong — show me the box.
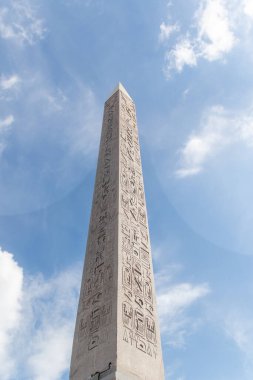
[70,84,165,380]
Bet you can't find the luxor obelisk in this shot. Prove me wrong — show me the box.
[70,84,165,380]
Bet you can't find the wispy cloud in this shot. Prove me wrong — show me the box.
[216,311,253,377]
[208,308,253,380]
[225,314,253,358]
[0,248,23,379]
[0,70,101,215]
[159,22,179,43]
[0,248,81,380]
[0,115,14,130]
[0,115,14,157]
[1,248,209,378]
[161,0,247,77]
[0,74,20,91]
[22,268,81,380]
[157,282,210,347]
[0,0,46,45]
[165,38,197,73]
[243,0,253,19]
[196,0,236,61]
[176,104,253,177]
[156,265,210,348]
[0,74,21,101]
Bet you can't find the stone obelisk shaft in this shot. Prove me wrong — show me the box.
[70,84,165,380]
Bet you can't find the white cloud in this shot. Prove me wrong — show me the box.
[156,266,210,347]
[0,70,101,215]
[0,74,20,90]
[1,248,209,379]
[0,0,46,45]
[0,248,23,379]
[159,22,179,42]
[176,104,253,177]
[155,264,182,285]
[0,115,14,157]
[183,88,190,97]
[223,313,253,375]
[162,0,240,76]
[0,248,81,380]
[176,167,202,178]
[196,0,236,61]
[27,327,73,380]
[243,0,253,19]
[0,115,14,129]
[225,316,253,356]
[21,267,81,380]
[165,38,197,75]
[158,282,210,320]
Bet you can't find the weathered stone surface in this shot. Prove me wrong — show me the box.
[70,84,165,380]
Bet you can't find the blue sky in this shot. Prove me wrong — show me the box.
[0,0,253,379]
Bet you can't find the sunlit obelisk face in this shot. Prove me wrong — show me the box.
[70,84,165,380]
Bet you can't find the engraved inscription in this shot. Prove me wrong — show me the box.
[119,90,158,359]
[123,302,133,328]
[146,317,156,344]
[88,335,99,350]
[71,87,164,380]
[75,93,119,356]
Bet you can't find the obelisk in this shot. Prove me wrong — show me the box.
[70,84,165,380]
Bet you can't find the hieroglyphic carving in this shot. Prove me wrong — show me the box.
[122,265,132,289]
[133,260,143,296]
[122,301,133,328]
[71,87,164,380]
[122,328,158,358]
[74,93,119,359]
[119,91,158,358]
[146,316,156,344]
[88,335,99,350]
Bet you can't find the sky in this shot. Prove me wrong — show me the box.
[0,0,253,379]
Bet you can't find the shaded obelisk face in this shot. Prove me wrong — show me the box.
[70,84,165,380]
